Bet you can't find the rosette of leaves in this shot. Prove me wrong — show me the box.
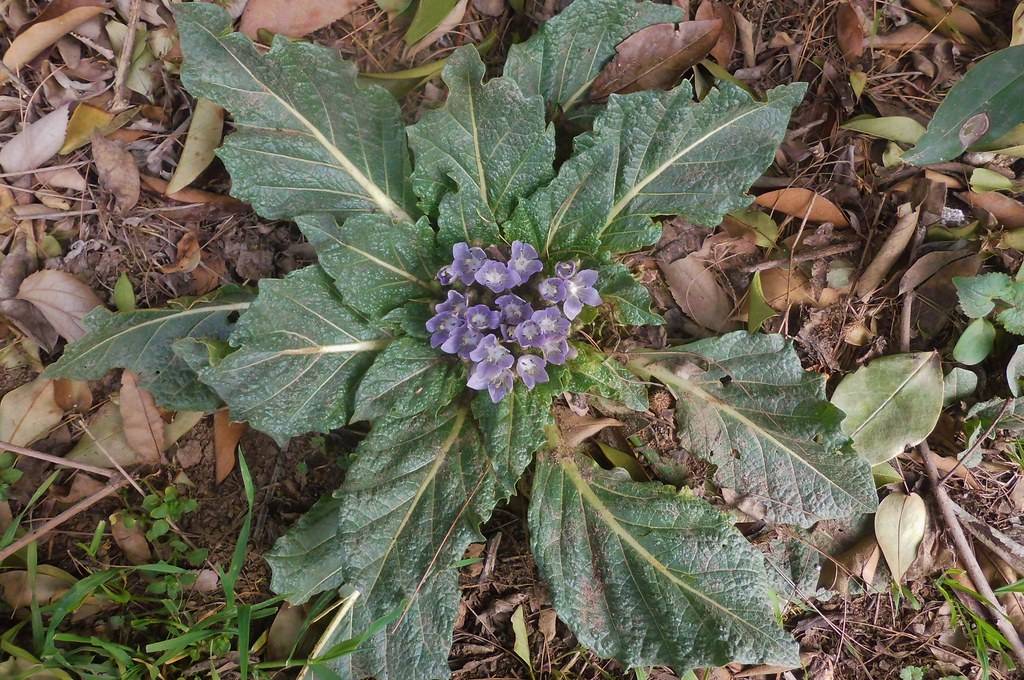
[45,1,879,676]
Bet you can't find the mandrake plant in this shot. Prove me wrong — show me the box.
[48,0,880,677]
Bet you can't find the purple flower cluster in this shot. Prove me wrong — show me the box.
[427,241,602,402]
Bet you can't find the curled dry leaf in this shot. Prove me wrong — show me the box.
[867,23,943,50]
[0,104,70,174]
[91,133,140,213]
[659,252,736,333]
[68,402,199,468]
[0,298,60,351]
[906,0,986,44]
[51,473,105,503]
[1,1,107,83]
[159,231,202,274]
[898,249,975,295]
[958,190,1024,228]
[854,203,919,299]
[754,187,849,226]
[0,376,64,447]
[119,370,166,465]
[874,492,927,583]
[166,98,225,194]
[140,174,243,208]
[0,565,75,611]
[53,378,93,412]
[591,19,722,99]
[835,2,865,62]
[110,511,152,564]
[16,270,102,341]
[213,408,247,484]
[239,0,360,38]
[694,0,735,66]
[820,533,880,595]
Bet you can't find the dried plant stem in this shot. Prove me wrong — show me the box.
[739,241,860,273]
[0,478,130,564]
[0,440,113,478]
[111,0,142,111]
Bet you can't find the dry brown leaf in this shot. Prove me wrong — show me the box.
[90,133,140,213]
[159,231,202,274]
[407,0,468,58]
[53,378,93,412]
[51,473,105,504]
[213,408,247,484]
[906,0,986,44]
[958,191,1024,229]
[591,20,722,99]
[820,533,881,595]
[0,565,75,611]
[694,0,735,65]
[239,0,360,38]
[659,252,736,332]
[898,249,975,295]
[0,376,64,447]
[867,23,943,50]
[732,9,755,69]
[166,98,225,194]
[1,2,107,83]
[855,203,920,299]
[0,299,59,351]
[754,188,849,226]
[561,416,623,449]
[140,174,243,207]
[119,370,165,465]
[0,104,70,174]
[835,2,865,62]
[759,267,818,310]
[267,603,308,661]
[16,270,102,341]
[110,511,152,564]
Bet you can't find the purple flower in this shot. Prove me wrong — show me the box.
[475,260,515,293]
[468,365,514,403]
[538,277,566,303]
[563,269,602,320]
[442,325,482,358]
[516,354,549,390]
[437,265,456,285]
[514,319,542,347]
[465,304,500,330]
[468,334,514,380]
[508,241,543,285]
[555,260,577,279]
[532,307,570,340]
[426,311,464,349]
[452,243,487,285]
[435,290,467,315]
[539,336,570,365]
[495,294,533,325]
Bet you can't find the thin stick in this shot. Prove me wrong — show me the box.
[0,440,113,478]
[110,0,142,111]
[919,441,1024,667]
[0,478,129,564]
[738,241,860,273]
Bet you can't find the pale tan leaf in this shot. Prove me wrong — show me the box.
[0,376,64,447]
[0,565,75,610]
[0,104,70,174]
[754,187,849,225]
[659,252,736,332]
[140,174,242,207]
[213,408,246,484]
[91,133,140,213]
[110,511,152,564]
[855,203,919,299]
[874,491,927,582]
[166,98,225,194]
[959,190,1024,229]
[119,370,165,465]
[16,270,102,342]
[1,4,107,83]
[239,0,360,37]
[159,231,202,274]
[867,23,942,50]
[51,473,105,503]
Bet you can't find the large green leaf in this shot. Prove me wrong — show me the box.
[630,332,875,526]
[830,353,944,465]
[472,382,554,495]
[352,337,464,423]
[407,46,555,247]
[45,287,252,411]
[268,406,498,680]
[509,81,805,256]
[530,452,798,671]
[904,45,1024,166]
[297,213,441,319]
[560,345,649,412]
[197,266,389,444]
[175,3,414,222]
[503,0,681,116]
[596,261,664,326]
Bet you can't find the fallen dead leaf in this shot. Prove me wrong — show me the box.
[660,252,737,333]
[159,231,202,274]
[755,187,849,226]
[53,378,93,412]
[958,191,1024,229]
[267,603,308,661]
[407,0,468,58]
[906,0,986,44]
[591,19,722,98]
[16,270,102,341]
[60,103,138,154]
[0,376,64,447]
[213,408,246,484]
[0,104,70,174]
[898,249,975,295]
[110,511,152,564]
[855,203,920,299]
[119,370,165,465]
[91,133,140,213]
[820,533,881,595]
[694,0,735,66]
[0,565,75,611]
[1,1,107,83]
[239,0,360,38]
[140,174,242,207]
[166,98,225,194]
[835,2,865,62]
[51,473,106,504]
[874,491,927,583]
[867,23,943,50]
